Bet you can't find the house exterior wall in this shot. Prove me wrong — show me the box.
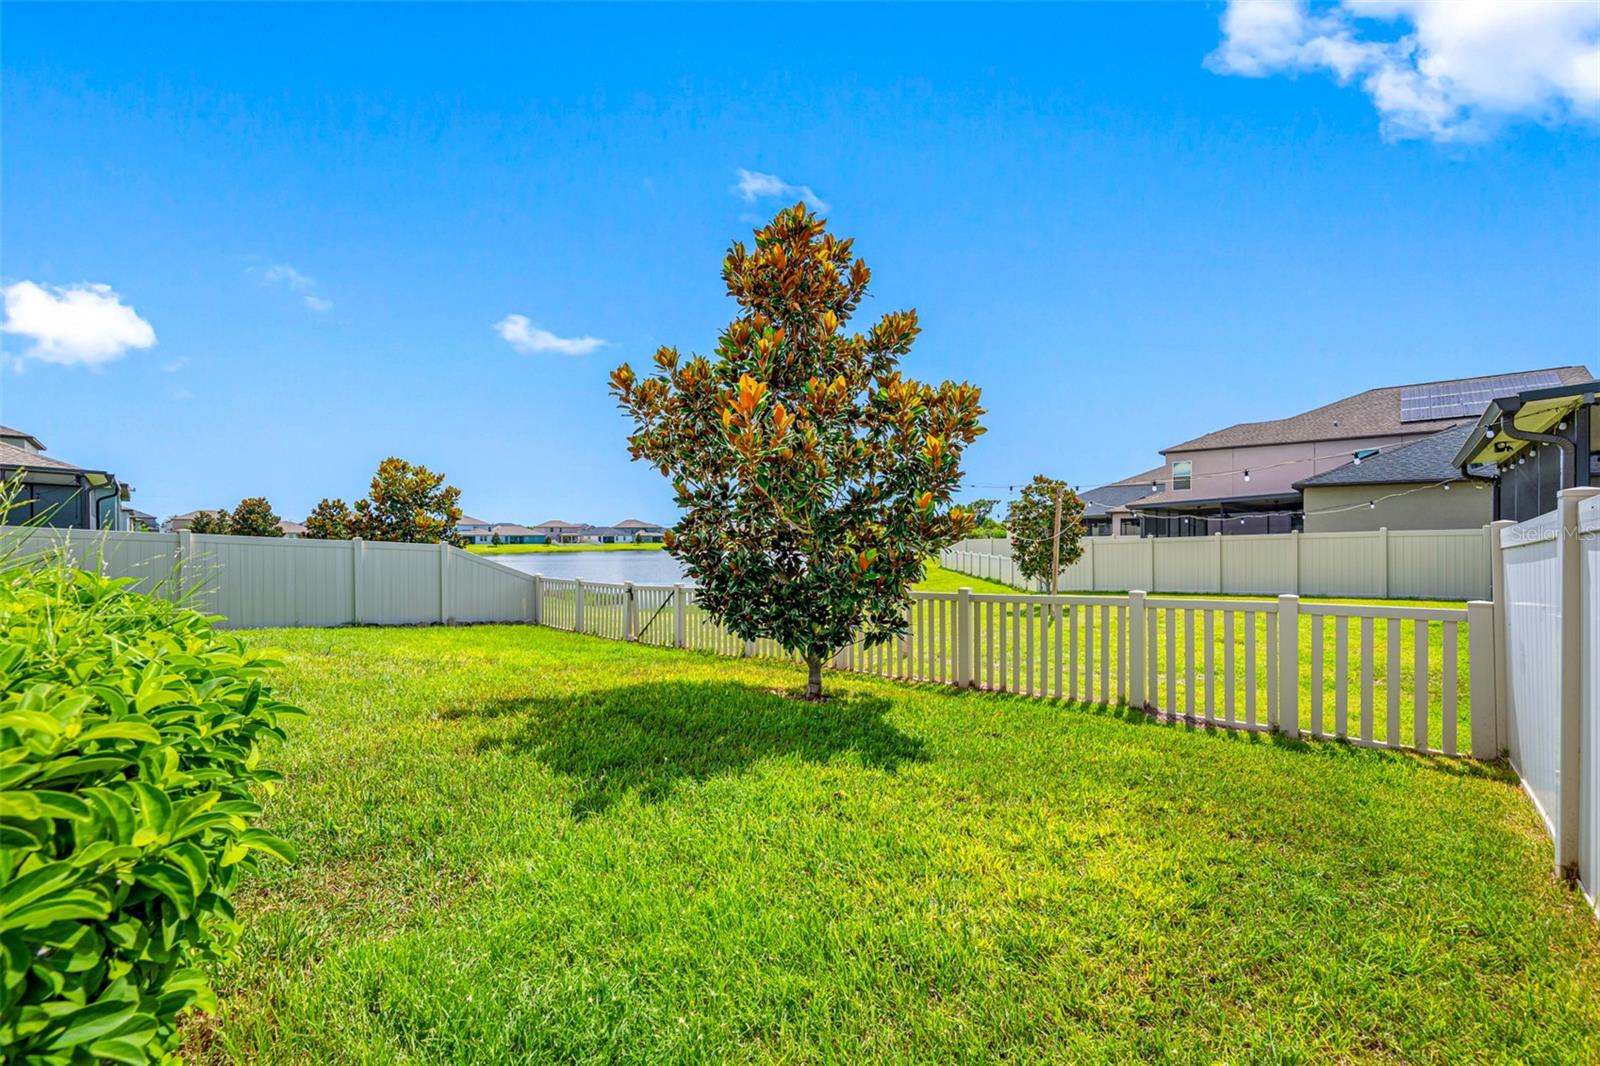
[1157,432,1452,503]
[1302,481,1492,533]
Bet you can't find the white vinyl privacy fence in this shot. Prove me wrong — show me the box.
[1496,487,1600,913]
[943,526,1492,600]
[11,528,536,627]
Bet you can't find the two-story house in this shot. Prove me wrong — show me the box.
[1126,366,1593,536]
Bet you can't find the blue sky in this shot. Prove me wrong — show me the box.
[3,2,1596,525]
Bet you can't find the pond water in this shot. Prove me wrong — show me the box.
[479,549,688,585]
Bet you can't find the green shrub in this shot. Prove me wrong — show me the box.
[0,550,301,1064]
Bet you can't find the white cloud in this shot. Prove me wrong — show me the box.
[493,314,604,356]
[161,357,188,373]
[256,262,334,313]
[1,281,157,367]
[732,168,830,212]
[1206,0,1600,141]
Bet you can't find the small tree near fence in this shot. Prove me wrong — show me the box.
[304,498,354,540]
[186,509,231,535]
[1005,475,1085,592]
[230,496,284,538]
[610,204,985,699]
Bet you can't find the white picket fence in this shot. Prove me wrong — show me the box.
[1496,487,1600,912]
[533,576,1492,758]
[943,526,1492,600]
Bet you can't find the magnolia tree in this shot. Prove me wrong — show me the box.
[1004,475,1085,589]
[353,458,461,543]
[230,497,284,538]
[610,205,985,698]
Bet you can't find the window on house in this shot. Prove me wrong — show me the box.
[1171,461,1192,492]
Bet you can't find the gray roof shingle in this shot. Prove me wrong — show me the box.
[1294,424,1481,488]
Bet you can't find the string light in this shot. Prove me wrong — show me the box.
[1242,469,1250,482]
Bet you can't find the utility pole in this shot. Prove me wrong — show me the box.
[1050,488,1063,597]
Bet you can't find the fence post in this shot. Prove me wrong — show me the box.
[671,584,686,647]
[1086,539,1097,592]
[438,541,449,625]
[745,639,757,657]
[574,578,585,633]
[1213,533,1223,594]
[624,582,637,641]
[1277,594,1300,738]
[1378,527,1390,599]
[177,531,193,603]
[1290,530,1301,595]
[1467,599,1496,759]
[956,586,973,688]
[1555,487,1600,878]
[1145,538,1156,594]
[350,538,363,624]
[1129,591,1147,709]
[1489,519,1514,754]
[532,574,544,625]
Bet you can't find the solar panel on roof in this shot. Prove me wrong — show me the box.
[1398,371,1563,423]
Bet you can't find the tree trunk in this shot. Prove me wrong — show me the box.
[805,654,824,700]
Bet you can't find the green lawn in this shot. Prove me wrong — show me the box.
[197,625,1600,1063]
[467,542,665,555]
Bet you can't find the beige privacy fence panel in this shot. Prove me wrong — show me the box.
[944,526,1491,600]
[10,528,536,628]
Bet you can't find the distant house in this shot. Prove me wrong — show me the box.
[1295,423,1493,533]
[1078,469,1164,538]
[487,523,543,545]
[123,507,159,532]
[530,520,591,544]
[278,520,307,538]
[0,425,133,531]
[1124,366,1593,536]
[613,518,667,543]
[164,510,227,533]
[455,515,496,545]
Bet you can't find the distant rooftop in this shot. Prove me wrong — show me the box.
[1164,365,1593,453]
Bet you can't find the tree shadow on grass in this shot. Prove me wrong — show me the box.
[444,681,928,818]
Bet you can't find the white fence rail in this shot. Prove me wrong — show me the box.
[944,526,1492,600]
[1497,488,1600,913]
[10,528,536,628]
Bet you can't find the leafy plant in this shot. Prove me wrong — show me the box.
[0,549,300,1063]
[351,458,462,544]
[966,498,1006,537]
[227,497,284,539]
[1004,475,1085,588]
[302,498,353,541]
[610,204,985,698]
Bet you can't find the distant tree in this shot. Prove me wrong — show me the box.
[1004,475,1085,590]
[610,204,985,699]
[967,497,1006,537]
[186,510,231,535]
[304,498,355,540]
[490,530,502,546]
[351,457,463,544]
[229,497,284,538]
